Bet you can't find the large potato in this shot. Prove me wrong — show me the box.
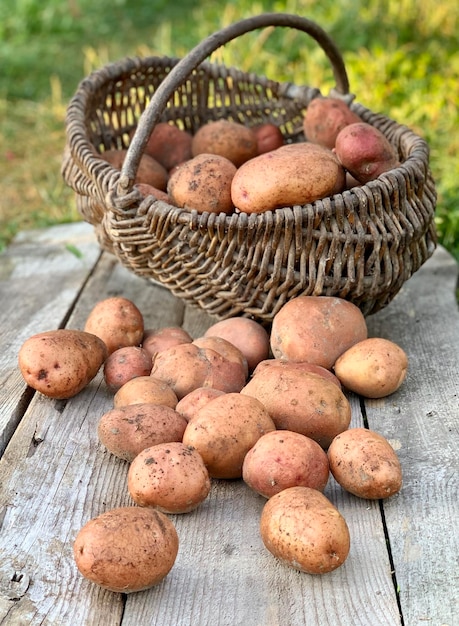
[270,295,368,370]
[114,375,178,409]
[327,428,402,499]
[252,359,342,389]
[241,364,351,448]
[182,392,276,478]
[260,486,350,574]
[84,296,144,356]
[303,97,361,149]
[128,442,211,513]
[231,142,345,214]
[18,329,107,399]
[191,119,258,167]
[73,506,178,592]
[98,403,187,462]
[242,430,330,498]
[103,346,152,392]
[333,337,408,398]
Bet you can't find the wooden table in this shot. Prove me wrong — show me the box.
[0,221,458,626]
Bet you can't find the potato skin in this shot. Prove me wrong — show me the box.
[192,335,249,379]
[103,346,152,392]
[142,326,193,359]
[303,97,361,149]
[252,359,342,389]
[260,486,350,574]
[191,119,258,167]
[327,428,402,499]
[143,122,193,171]
[128,442,211,513]
[98,403,187,462]
[114,376,178,409]
[73,506,178,592]
[231,142,345,214]
[84,296,144,356]
[100,149,168,190]
[175,387,226,422]
[270,295,368,370]
[242,430,330,498]
[182,392,276,478]
[253,123,285,154]
[18,329,107,399]
[334,337,408,398]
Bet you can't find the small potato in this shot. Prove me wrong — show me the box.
[243,430,330,498]
[84,296,144,356]
[334,122,400,183]
[260,486,350,574]
[114,376,178,409]
[18,329,107,399]
[241,365,351,448]
[103,346,152,392]
[192,336,249,379]
[191,120,258,167]
[334,337,408,398]
[231,142,345,214]
[142,326,193,360]
[128,442,211,513]
[73,506,178,592]
[327,428,402,499]
[175,387,226,422]
[253,123,285,154]
[167,153,236,214]
[135,183,170,204]
[151,343,246,400]
[303,97,362,149]
[143,122,193,171]
[100,149,168,190]
[203,317,270,372]
[270,295,368,370]
[97,403,187,462]
[182,392,276,479]
[252,359,342,389]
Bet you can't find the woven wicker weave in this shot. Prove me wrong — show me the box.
[62,13,437,323]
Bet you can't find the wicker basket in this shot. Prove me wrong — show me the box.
[62,13,437,323]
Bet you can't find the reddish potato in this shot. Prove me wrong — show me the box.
[100,149,168,190]
[192,335,249,379]
[243,430,330,498]
[97,403,187,462]
[142,326,193,360]
[103,346,152,392]
[253,123,285,154]
[84,296,144,356]
[114,375,178,409]
[191,120,258,167]
[143,122,193,171]
[252,359,342,389]
[128,442,211,513]
[135,183,170,203]
[175,387,226,422]
[303,97,361,149]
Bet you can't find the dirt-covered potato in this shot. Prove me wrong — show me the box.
[243,430,330,498]
[327,428,403,499]
[167,153,236,214]
[18,329,107,399]
[143,122,193,171]
[73,506,179,592]
[192,335,249,379]
[252,359,342,389]
[203,317,270,372]
[100,149,168,190]
[103,346,152,392]
[270,295,368,370]
[231,142,345,214]
[182,392,276,479]
[84,296,144,356]
[191,119,258,167]
[175,387,226,422]
[114,376,178,409]
[260,486,350,574]
[98,403,187,462]
[303,96,362,149]
[241,364,350,448]
[128,442,211,513]
[142,326,193,360]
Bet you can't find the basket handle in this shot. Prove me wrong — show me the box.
[118,12,350,195]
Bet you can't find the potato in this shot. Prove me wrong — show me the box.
[142,326,193,360]
[84,296,144,356]
[103,346,152,392]
[100,149,168,190]
[182,392,276,479]
[327,428,402,499]
[128,442,211,513]
[73,506,178,592]
[231,142,345,213]
[303,97,362,149]
[252,359,342,389]
[243,430,330,498]
[270,295,368,370]
[150,343,246,400]
[98,403,187,462]
[175,387,226,422]
[192,335,249,379]
[334,122,400,183]
[167,153,236,214]
[191,120,258,167]
[253,123,285,154]
[135,182,170,204]
[143,122,193,171]
[114,375,178,409]
[18,329,107,399]
[334,337,408,398]
[241,365,351,448]
[260,486,350,574]
[203,317,270,372]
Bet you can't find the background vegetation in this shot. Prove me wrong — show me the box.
[1,0,458,260]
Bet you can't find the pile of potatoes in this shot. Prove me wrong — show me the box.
[98,96,400,215]
[18,292,407,591]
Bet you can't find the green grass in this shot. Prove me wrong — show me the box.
[1,0,458,260]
